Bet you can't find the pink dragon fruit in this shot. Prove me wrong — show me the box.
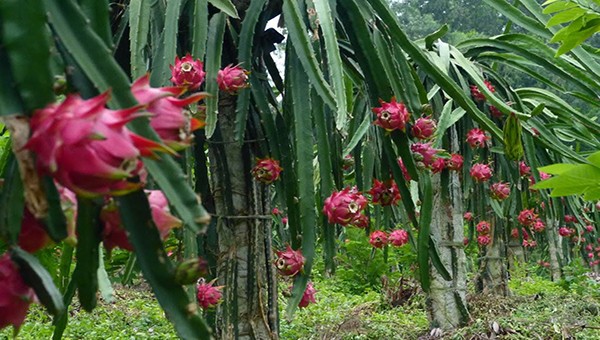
[466,128,490,148]
[585,225,595,233]
[463,212,473,222]
[411,142,439,169]
[446,154,464,171]
[217,64,250,93]
[519,161,531,177]
[372,97,411,132]
[282,216,289,225]
[342,154,355,171]
[100,190,181,252]
[517,209,537,227]
[272,207,281,215]
[197,279,224,309]
[132,74,207,150]
[490,182,510,201]
[298,282,317,308]
[0,253,36,330]
[564,215,577,224]
[170,54,206,90]
[539,171,551,180]
[349,213,369,229]
[470,163,493,183]
[25,92,161,197]
[17,208,52,253]
[323,187,367,226]
[488,105,503,118]
[430,157,446,174]
[275,245,305,277]
[511,227,530,240]
[558,227,573,237]
[522,239,537,248]
[476,221,491,235]
[532,219,546,233]
[252,158,283,184]
[477,234,491,246]
[470,80,495,102]
[369,179,401,206]
[411,116,437,140]
[388,229,409,247]
[369,230,389,249]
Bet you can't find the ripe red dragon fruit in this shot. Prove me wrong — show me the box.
[477,235,491,246]
[466,128,490,148]
[397,157,412,181]
[463,211,473,222]
[539,171,551,180]
[558,227,573,237]
[100,190,181,252]
[519,161,531,177]
[564,215,577,224]
[532,219,546,233]
[430,157,446,174]
[447,154,464,171]
[511,228,530,240]
[282,216,289,225]
[17,208,52,253]
[470,163,493,183]
[349,213,369,229]
[369,230,389,249]
[323,187,367,226]
[470,80,495,102]
[132,74,207,150]
[272,207,281,215]
[217,64,250,93]
[586,244,594,252]
[411,116,437,140]
[476,221,491,235]
[488,105,503,119]
[388,229,409,247]
[489,182,510,201]
[369,179,401,206]
[252,158,283,184]
[372,97,411,132]
[585,225,595,233]
[170,53,206,90]
[411,142,439,169]
[342,154,355,171]
[25,92,160,197]
[517,209,537,227]
[0,253,36,330]
[298,282,317,308]
[197,279,224,310]
[275,245,305,277]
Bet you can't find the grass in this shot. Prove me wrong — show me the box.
[2,269,600,339]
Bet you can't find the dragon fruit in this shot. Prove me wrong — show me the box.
[372,97,411,132]
[532,219,546,233]
[558,227,573,237]
[349,213,369,229]
[463,212,474,221]
[298,282,317,308]
[477,235,491,246]
[369,230,389,249]
[490,182,510,201]
[470,163,493,183]
[411,142,439,169]
[170,54,206,90]
[517,209,537,227]
[397,157,412,181]
[25,92,160,197]
[476,221,491,235]
[0,253,36,330]
[470,80,495,102]
[17,208,52,253]
[446,154,464,171]
[411,116,437,140]
[132,75,206,150]
[388,229,409,247]
[197,279,224,309]
[430,157,446,174]
[275,245,305,277]
[519,161,531,177]
[488,105,503,118]
[323,187,367,226]
[369,179,401,206]
[252,158,283,184]
[466,128,490,148]
[217,64,250,93]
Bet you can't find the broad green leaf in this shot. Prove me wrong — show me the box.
[208,0,239,18]
[546,7,586,27]
[538,163,578,175]
[543,1,578,15]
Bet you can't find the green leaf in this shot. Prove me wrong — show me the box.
[11,247,65,317]
[417,175,433,292]
[546,7,586,27]
[208,0,239,18]
[314,0,348,130]
[204,13,226,138]
[538,163,578,175]
[118,190,211,339]
[97,246,115,303]
[74,196,102,312]
[282,0,337,111]
[149,0,183,86]
[192,0,209,59]
[0,47,25,116]
[129,0,151,78]
[0,0,54,113]
[428,237,452,281]
[0,154,24,245]
[425,24,449,50]
[42,176,68,242]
